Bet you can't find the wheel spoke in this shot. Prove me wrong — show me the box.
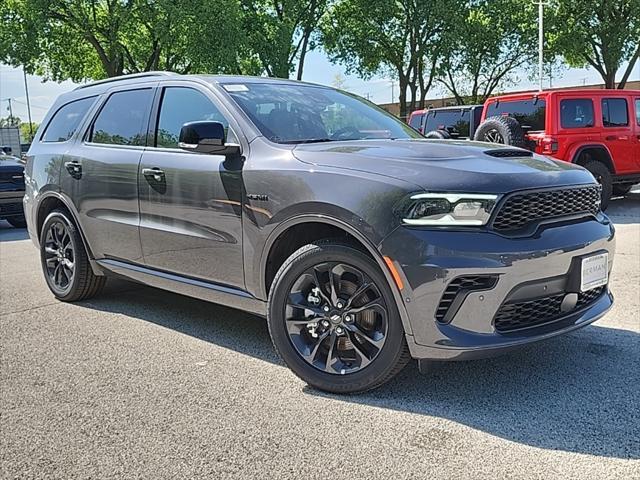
[46,257,58,267]
[324,331,337,372]
[328,264,341,305]
[347,300,385,315]
[44,246,58,256]
[348,332,372,368]
[345,281,374,309]
[310,267,331,304]
[301,330,330,363]
[345,322,385,349]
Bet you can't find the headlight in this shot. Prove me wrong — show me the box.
[400,193,499,226]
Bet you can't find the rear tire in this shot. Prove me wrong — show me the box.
[474,115,527,149]
[583,160,613,210]
[40,210,106,302]
[424,129,451,139]
[267,241,410,394]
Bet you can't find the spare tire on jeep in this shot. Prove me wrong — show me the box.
[424,129,451,139]
[474,115,527,149]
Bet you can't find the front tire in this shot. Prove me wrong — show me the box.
[40,210,106,302]
[267,241,410,394]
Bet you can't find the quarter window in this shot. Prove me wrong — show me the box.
[601,98,628,127]
[156,87,229,148]
[486,99,546,131]
[560,99,594,128]
[635,99,640,126]
[408,113,424,131]
[90,89,153,145]
[41,97,96,142]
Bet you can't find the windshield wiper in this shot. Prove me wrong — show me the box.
[282,138,334,144]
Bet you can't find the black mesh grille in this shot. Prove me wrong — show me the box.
[484,149,533,158]
[494,286,606,332]
[436,276,497,322]
[0,203,23,214]
[492,185,601,232]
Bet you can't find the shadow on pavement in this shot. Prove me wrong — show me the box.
[606,189,640,225]
[0,221,29,241]
[79,280,639,460]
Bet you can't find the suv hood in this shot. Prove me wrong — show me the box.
[292,139,595,193]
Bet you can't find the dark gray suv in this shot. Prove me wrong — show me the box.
[24,72,615,393]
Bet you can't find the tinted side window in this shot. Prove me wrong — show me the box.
[636,99,640,126]
[560,99,594,128]
[91,89,153,145]
[486,99,546,131]
[601,98,628,127]
[156,87,229,148]
[424,109,471,137]
[41,97,96,142]
[408,113,424,130]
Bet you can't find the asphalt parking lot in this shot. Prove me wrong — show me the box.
[1,194,639,479]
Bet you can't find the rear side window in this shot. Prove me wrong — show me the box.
[408,112,424,130]
[41,97,96,142]
[601,98,628,127]
[424,109,471,137]
[636,99,640,126]
[156,87,229,148]
[90,89,153,145]
[560,99,594,128]
[486,99,546,131]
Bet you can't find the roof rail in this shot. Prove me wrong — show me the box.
[73,71,175,90]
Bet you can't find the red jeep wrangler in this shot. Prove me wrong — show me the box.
[474,89,640,208]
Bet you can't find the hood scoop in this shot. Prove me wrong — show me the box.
[484,149,533,158]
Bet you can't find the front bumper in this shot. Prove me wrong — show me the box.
[380,215,615,360]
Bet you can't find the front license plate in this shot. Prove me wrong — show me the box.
[580,253,608,292]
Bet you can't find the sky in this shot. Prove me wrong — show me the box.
[1,50,638,124]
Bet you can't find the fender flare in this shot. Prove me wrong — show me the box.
[569,143,615,174]
[257,214,414,335]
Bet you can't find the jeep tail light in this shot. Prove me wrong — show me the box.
[540,136,558,154]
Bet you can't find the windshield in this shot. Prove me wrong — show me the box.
[223,82,421,144]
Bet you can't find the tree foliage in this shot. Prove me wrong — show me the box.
[240,0,327,79]
[548,0,640,89]
[437,0,539,105]
[321,0,458,119]
[0,0,256,81]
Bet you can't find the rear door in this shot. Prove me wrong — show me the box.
[634,97,640,171]
[138,83,245,288]
[600,96,636,173]
[65,86,155,262]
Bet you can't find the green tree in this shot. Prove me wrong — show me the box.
[240,0,327,79]
[19,122,39,142]
[437,0,539,105]
[0,0,249,81]
[548,0,640,88]
[321,0,456,120]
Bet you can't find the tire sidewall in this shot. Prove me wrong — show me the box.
[267,243,407,393]
[584,161,612,210]
[40,210,82,299]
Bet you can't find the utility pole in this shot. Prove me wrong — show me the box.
[23,68,34,141]
[391,80,395,104]
[7,98,15,124]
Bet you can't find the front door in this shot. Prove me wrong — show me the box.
[138,85,245,288]
[67,86,155,263]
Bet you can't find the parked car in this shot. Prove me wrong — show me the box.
[409,105,483,140]
[474,89,640,208]
[0,153,26,227]
[24,73,614,393]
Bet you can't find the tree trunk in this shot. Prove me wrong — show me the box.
[398,76,409,120]
[618,44,640,89]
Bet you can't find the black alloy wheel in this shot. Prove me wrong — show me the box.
[40,210,106,301]
[483,128,505,144]
[43,220,75,294]
[267,241,410,393]
[285,261,388,375]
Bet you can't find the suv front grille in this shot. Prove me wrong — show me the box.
[492,185,601,232]
[494,286,606,332]
[436,275,497,323]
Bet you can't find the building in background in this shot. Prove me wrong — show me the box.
[378,80,640,119]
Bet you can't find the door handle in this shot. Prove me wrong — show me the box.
[605,135,617,141]
[142,167,165,182]
[64,161,82,178]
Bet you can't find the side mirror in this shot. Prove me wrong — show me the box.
[178,121,240,155]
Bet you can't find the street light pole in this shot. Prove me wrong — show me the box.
[22,68,34,141]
